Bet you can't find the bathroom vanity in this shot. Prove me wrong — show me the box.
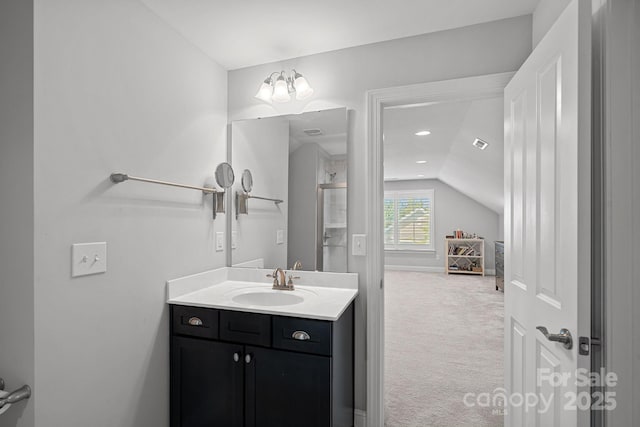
[167,267,357,427]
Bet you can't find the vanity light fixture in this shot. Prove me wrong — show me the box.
[473,138,489,150]
[255,69,314,103]
[415,130,431,136]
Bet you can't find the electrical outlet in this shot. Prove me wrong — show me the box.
[72,242,107,277]
[216,232,224,252]
[276,229,284,245]
[231,231,237,249]
[352,234,367,256]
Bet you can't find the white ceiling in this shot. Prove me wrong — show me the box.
[383,97,504,213]
[288,108,347,156]
[140,0,539,69]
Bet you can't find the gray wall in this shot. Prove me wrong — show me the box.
[288,143,322,270]
[231,118,289,269]
[600,0,640,425]
[0,1,35,426]
[532,0,572,47]
[384,179,500,272]
[228,15,532,413]
[31,1,228,426]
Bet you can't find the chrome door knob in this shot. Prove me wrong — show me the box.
[536,326,573,349]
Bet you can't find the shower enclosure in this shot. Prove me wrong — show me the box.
[317,183,347,272]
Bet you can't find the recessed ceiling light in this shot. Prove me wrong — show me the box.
[417,174,425,177]
[415,130,431,136]
[473,138,489,150]
[416,160,427,164]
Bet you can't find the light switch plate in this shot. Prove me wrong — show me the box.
[231,231,237,249]
[72,242,107,277]
[216,232,224,252]
[352,234,367,256]
[276,229,284,245]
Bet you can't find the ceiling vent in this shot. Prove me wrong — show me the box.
[473,138,489,150]
[303,128,324,136]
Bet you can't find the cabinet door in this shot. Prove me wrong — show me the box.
[244,346,331,427]
[171,336,244,427]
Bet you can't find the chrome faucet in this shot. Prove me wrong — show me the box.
[267,267,294,290]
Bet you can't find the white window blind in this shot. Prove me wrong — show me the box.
[384,189,434,250]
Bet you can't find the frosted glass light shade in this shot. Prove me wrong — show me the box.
[255,81,273,102]
[294,74,314,100]
[272,76,291,102]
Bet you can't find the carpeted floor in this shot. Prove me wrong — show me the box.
[384,271,504,427]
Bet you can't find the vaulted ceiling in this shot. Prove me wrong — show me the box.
[383,97,504,213]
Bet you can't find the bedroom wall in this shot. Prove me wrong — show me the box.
[384,179,500,273]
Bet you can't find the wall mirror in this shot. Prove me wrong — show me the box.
[230,107,348,272]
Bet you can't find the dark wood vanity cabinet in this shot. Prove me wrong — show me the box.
[170,304,354,427]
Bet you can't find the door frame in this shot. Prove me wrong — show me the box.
[364,71,515,426]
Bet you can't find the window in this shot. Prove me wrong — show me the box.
[384,190,434,250]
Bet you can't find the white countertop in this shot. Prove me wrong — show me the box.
[166,267,358,321]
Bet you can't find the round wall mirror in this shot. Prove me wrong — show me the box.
[241,169,253,193]
[215,162,235,189]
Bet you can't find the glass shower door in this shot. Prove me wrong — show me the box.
[317,184,347,272]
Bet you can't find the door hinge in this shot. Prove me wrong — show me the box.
[579,337,601,356]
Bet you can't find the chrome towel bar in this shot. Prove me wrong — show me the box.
[110,173,219,194]
[235,191,284,219]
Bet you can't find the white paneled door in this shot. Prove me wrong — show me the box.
[504,1,591,426]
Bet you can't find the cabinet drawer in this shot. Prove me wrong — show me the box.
[171,305,219,339]
[219,310,271,347]
[272,316,332,356]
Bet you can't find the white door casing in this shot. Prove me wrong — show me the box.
[504,1,591,426]
[365,72,515,427]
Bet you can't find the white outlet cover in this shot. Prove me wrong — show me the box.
[216,232,224,252]
[231,231,237,249]
[276,229,284,245]
[352,234,367,256]
[72,242,107,277]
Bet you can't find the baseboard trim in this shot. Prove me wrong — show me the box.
[384,265,497,276]
[354,409,366,427]
[384,265,445,272]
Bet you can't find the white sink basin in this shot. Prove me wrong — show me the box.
[167,268,359,320]
[232,291,304,306]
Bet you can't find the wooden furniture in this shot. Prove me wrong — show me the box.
[170,303,354,427]
[445,238,485,276]
[495,241,504,291]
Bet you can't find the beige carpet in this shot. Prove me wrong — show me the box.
[384,271,504,427]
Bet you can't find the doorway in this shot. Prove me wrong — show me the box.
[381,88,506,426]
[364,72,515,426]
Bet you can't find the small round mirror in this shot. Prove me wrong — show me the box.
[215,162,235,189]
[241,169,253,193]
